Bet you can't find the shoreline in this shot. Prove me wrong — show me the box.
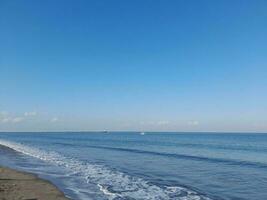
[0,166,69,200]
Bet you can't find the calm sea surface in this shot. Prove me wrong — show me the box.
[0,132,266,200]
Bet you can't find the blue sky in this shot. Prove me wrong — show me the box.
[0,0,267,132]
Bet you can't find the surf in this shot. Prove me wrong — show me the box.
[0,139,212,200]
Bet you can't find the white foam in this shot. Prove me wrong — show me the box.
[0,139,212,200]
[97,184,122,198]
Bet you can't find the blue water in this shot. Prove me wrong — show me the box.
[0,132,267,200]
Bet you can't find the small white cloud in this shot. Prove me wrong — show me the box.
[24,111,37,117]
[51,117,58,122]
[12,117,24,123]
[140,120,170,126]
[0,111,9,116]
[157,121,170,125]
[1,117,11,123]
[188,120,199,126]
[1,116,25,123]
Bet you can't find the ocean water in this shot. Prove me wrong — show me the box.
[0,132,266,200]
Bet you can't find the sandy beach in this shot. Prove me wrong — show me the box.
[0,166,69,200]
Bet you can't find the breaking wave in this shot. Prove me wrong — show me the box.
[0,139,212,200]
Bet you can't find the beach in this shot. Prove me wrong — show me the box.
[0,166,69,200]
[1,132,267,200]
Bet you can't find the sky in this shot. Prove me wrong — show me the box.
[0,0,267,132]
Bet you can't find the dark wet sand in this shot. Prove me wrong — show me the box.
[0,166,69,200]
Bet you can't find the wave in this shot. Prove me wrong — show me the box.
[59,144,267,169]
[0,139,212,200]
[54,136,267,153]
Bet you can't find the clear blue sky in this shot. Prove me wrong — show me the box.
[0,0,266,132]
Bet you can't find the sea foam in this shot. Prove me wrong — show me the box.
[0,139,212,200]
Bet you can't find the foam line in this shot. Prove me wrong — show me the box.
[0,139,212,200]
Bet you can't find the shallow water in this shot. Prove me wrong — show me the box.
[0,132,266,200]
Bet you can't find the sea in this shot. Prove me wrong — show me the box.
[0,132,266,200]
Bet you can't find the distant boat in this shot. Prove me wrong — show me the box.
[140,132,145,135]
[99,130,109,133]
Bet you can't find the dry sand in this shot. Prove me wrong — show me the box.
[0,166,69,200]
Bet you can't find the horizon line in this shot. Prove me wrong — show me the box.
[0,130,266,134]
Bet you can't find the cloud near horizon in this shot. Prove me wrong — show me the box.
[187,120,200,126]
[0,110,267,133]
[0,111,37,124]
[24,111,37,117]
[50,117,59,122]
